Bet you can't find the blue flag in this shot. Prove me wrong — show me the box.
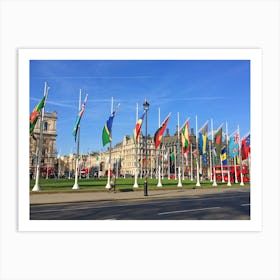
[102,111,116,146]
[220,146,227,165]
[199,122,208,155]
[229,133,239,158]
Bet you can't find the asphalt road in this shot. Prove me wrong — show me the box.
[30,188,250,220]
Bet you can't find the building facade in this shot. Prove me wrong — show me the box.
[57,126,229,180]
[29,111,57,177]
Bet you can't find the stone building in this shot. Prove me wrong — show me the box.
[58,126,228,180]
[29,111,57,176]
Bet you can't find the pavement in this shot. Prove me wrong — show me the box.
[30,186,250,205]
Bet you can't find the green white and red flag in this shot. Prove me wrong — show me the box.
[30,95,46,136]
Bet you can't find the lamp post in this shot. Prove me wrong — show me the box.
[143,99,150,196]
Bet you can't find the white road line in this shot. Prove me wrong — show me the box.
[241,203,250,206]
[31,204,129,213]
[31,194,248,214]
[158,206,221,216]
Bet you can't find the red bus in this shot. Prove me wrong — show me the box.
[213,165,250,183]
[29,166,57,178]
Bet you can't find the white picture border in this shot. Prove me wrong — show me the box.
[18,48,262,232]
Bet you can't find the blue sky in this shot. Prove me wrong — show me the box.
[30,60,250,156]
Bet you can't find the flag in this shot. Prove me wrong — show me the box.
[229,132,239,158]
[202,154,207,165]
[220,146,227,165]
[133,111,146,144]
[192,149,198,158]
[154,114,170,149]
[241,134,250,160]
[181,120,190,153]
[199,122,208,155]
[72,95,88,142]
[214,125,223,156]
[102,111,116,146]
[30,95,46,136]
[212,147,218,165]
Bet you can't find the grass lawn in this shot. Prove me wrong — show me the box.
[30,177,250,192]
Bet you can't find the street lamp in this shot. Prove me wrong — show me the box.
[143,99,150,196]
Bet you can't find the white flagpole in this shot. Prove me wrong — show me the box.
[177,112,182,187]
[238,125,244,186]
[234,156,238,183]
[32,82,49,191]
[133,103,139,188]
[161,147,164,180]
[209,139,212,182]
[72,89,82,189]
[98,152,101,179]
[232,128,238,184]
[190,143,193,181]
[179,117,190,182]
[157,108,162,187]
[195,115,200,187]
[151,151,153,179]
[174,145,177,180]
[220,125,225,183]
[168,147,170,180]
[211,119,217,186]
[226,121,231,186]
[140,136,143,179]
[182,152,185,181]
[105,97,114,189]
[221,156,225,183]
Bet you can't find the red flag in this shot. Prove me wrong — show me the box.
[241,134,250,160]
[133,112,145,144]
[154,114,170,149]
[192,149,198,157]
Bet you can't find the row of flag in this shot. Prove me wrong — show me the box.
[197,122,250,162]
[30,93,250,164]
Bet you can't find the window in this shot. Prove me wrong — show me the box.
[44,122,48,131]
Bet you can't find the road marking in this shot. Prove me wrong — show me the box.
[241,203,250,206]
[157,206,221,216]
[31,194,248,214]
[30,205,129,213]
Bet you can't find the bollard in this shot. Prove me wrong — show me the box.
[144,177,148,196]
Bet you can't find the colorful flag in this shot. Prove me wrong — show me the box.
[72,95,88,142]
[133,111,146,145]
[30,95,46,136]
[192,149,198,158]
[229,132,239,158]
[214,125,223,156]
[102,111,116,146]
[199,122,208,155]
[154,113,170,149]
[181,120,190,153]
[212,147,218,165]
[220,146,227,165]
[241,134,250,160]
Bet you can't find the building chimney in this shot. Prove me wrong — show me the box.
[165,128,170,137]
